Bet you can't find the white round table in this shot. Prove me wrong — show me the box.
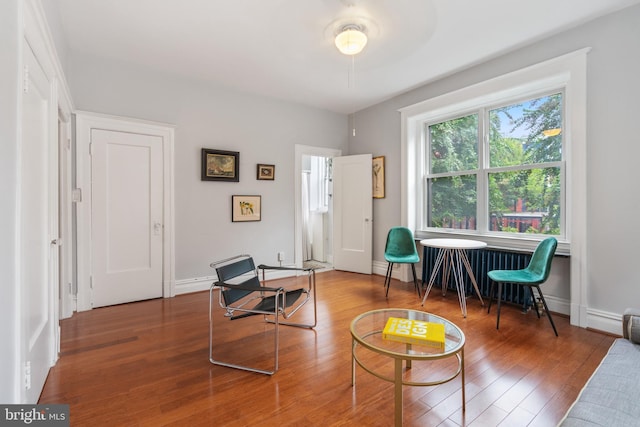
[420,238,487,318]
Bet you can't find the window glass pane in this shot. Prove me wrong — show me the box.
[488,167,561,234]
[489,93,562,167]
[428,114,478,173]
[428,175,477,230]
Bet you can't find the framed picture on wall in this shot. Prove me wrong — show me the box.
[232,195,261,222]
[201,148,240,182]
[372,156,385,198]
[257,164,275,180]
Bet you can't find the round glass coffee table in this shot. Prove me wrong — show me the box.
[350,308,465,427]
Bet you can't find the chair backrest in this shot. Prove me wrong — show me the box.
[214,256,261,305]
[385,227,418,257]
[526,237,557,282]
[216,256,256,282]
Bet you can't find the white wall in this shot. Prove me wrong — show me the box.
[0,0,20,404]
[38,0,68,77]
[585,9,640,315]
[348,4,640,325]
[66,53,348,283]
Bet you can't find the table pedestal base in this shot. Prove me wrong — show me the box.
[421,247,484,317]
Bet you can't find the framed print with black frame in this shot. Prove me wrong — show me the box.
[232,195,261,222]
[201,148,239,182]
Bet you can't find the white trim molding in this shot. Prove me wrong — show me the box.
[175,276,217,295]
[400,49,589,328]
[175,267,300,296]
[585,308,623,336]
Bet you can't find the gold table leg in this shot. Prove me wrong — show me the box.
[461,348,466,412]
[394,358,403,427]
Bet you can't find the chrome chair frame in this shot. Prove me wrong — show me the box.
[209,254,317,375]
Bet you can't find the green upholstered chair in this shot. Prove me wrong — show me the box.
[487,237,558,336]
[383,227,421,297]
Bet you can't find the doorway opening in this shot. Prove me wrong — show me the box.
[294,145,342,271]
[301,155,332,271]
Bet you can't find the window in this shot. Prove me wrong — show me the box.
[425,93,563,236]
[308,156,331,211]
[401,49,588,253]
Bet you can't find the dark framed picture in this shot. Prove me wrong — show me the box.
[232,195,261,222]
[257,164,275,180]
[201,148,239,182]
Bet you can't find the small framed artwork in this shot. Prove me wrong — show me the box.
[372,156,385,199]
[232,195,261,222]
[201,148,240,182]
[257,164,275,180]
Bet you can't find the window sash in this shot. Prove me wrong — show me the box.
[422,91,565,237]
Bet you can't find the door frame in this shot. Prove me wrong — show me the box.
[12,0,75,403]
[75,111,175,311]
[58,107,74,320]
[294,145,342,268]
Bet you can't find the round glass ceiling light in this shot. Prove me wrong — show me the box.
[335,24,368,55]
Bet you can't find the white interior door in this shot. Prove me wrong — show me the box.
[332,154,373,274]
[20,41,57,403]
[91,129,163,307]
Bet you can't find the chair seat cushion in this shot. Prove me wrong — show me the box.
[488,268,543,284]
[385,254,420,263]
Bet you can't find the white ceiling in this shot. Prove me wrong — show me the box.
[53,0,640,114]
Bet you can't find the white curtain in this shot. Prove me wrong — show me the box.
[301,171,312,261]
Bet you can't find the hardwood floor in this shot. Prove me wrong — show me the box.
[39,270,616,426]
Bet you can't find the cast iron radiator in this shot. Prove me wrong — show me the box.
[420,246,533,307]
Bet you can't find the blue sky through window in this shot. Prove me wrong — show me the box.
[493,102,528,139]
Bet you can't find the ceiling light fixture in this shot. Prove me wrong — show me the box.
[335,24,367,55]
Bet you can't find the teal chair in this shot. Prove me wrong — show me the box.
[383,227,421,297]
[487,237,558,336]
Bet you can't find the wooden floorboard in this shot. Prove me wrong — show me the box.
[39,270,616,426]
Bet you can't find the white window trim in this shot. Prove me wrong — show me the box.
[400,48,589,327]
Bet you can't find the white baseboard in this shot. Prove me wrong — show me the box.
[176,263,620,335]
[545,295,570,317]
[174,266,300,296]
[175,276,216,295]
[585,307,622,336]
[372,260,389,277]
[372,261,423,282]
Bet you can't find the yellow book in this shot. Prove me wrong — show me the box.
[382,317,445,348]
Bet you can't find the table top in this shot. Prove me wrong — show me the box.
[420,238,487,250]
[350,308,465,359]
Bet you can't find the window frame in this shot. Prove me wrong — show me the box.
[400,49,589,256]
[421,90,566,238]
